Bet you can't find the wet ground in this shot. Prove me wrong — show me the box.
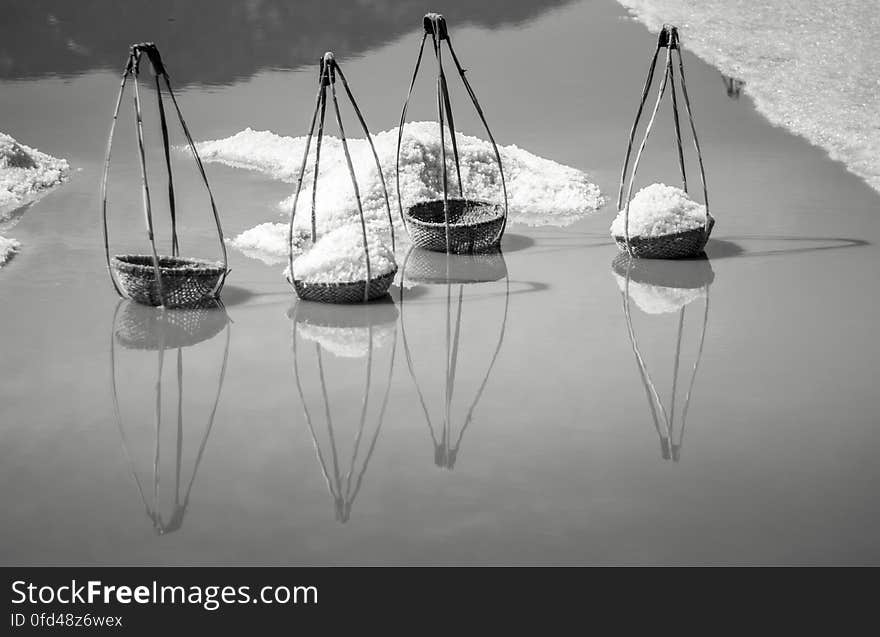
[1,0,879,564]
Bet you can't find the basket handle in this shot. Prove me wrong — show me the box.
[444,31,509,247]
[287,53,392,303]
[617,25,709,252]
[100,56,135,299]
[101,43,229,306]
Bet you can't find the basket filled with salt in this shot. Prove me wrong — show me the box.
[290,302,396,523]
[101,43,229,307]
[110,300,230,534]
[396,13,508,255]
[614,25,713,259]
[286,52,397,304]
[613,254,712,462]
[398,250,509,469]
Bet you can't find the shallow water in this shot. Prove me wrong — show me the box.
[1,0,879,565]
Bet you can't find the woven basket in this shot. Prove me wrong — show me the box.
[404,247,507,284]
[112,255,227,308]
[101,44,229,308]
[293,267,397,304]
[405,199,504,254]
[114,299,229,350]
[614,215,714,260]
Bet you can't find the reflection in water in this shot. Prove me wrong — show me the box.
[400,248,509,469]
[612,254,712,462]
[721,73,745,99]
[1,0,573,85]
[290,301,397,523]
[110,300,231,534]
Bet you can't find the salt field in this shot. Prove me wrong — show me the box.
[1,0,880,566]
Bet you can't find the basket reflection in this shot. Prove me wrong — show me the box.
[110,300,231,534]
[289,300,397,523]
[399,247,509,469]
[613,254,713,462]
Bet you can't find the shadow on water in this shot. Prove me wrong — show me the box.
[288,299,397,524]
[219,284,295,308]
[0,0,576,85]
[500,233,535,253]
[706,235,869,260]
[110,300,231,534]
[611,254,713,464]
[399,248,509,470]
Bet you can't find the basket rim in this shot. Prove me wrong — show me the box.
[112,254,227,275]
[293,266,398,290]
[612,214,715,245]
[405,198,504,228]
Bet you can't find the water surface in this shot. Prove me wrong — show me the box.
[1,0,879,565]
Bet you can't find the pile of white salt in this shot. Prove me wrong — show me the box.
[287,224,396,284]
[1,133,69,217]
[0,236,20,267]
[195,122,603,265]
[611,183,706,238]
[1,132,70,269]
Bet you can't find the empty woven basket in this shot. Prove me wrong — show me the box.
[101,43,229,308]
[397,13,509,254]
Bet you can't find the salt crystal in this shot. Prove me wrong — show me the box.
[288,224,396,284]
[1,132,70,220]
[0,235,20,267]
[611,183,706,238]
[195,122,603,265]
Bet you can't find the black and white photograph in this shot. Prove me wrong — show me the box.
[1,0,879,622]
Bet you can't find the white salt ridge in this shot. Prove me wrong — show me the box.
[296,321,395,359]
[616,0,880,195]
[289,224,396,284]
[196,122,603,264]
[1,132,70,219]
[614,271,706,314]
[0,236,20,267]
[611,183,705,238]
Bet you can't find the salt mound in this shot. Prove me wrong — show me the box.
[617,0,880,195]
[0,132,69,219]
[289,224,396,284]
[296,321,395,359]
[611,183,705,238]
[0,236,20,267]
[196,122,603,264]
